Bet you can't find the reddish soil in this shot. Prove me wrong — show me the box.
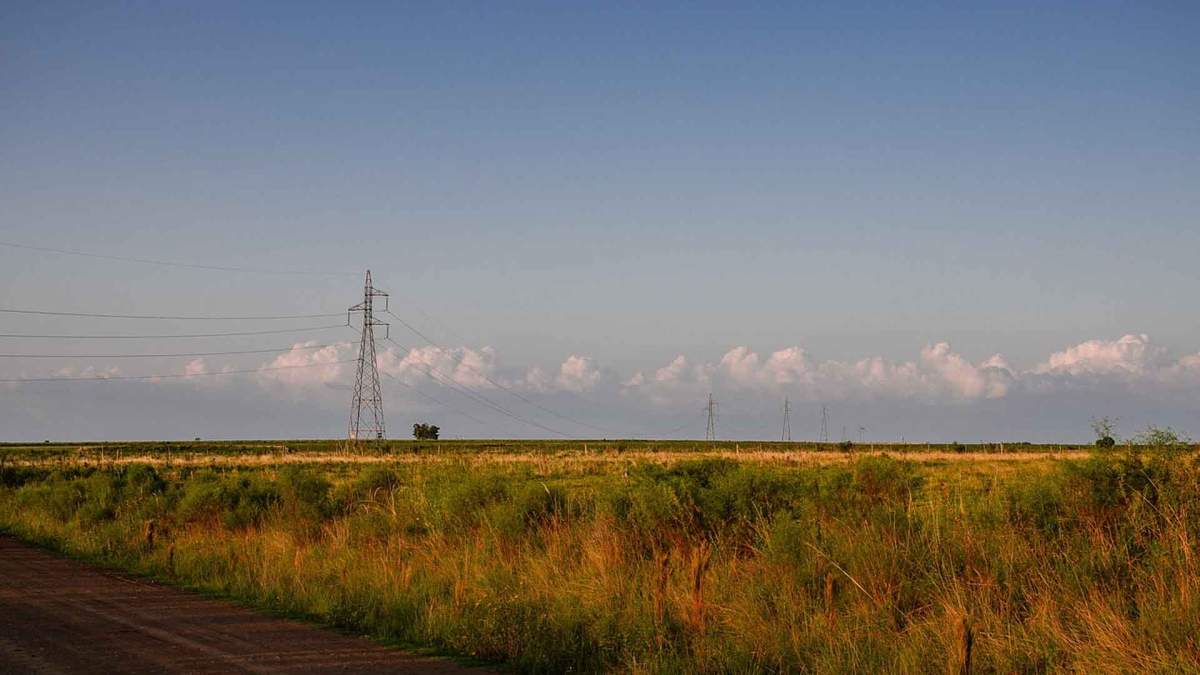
[0,536,487,674]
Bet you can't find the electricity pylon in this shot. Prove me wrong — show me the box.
[819,404,829,443]
[348,270,389,441]
[781,397,792,441]
[705,393,718,441]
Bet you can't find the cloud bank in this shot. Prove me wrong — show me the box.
[621,334,1200,404]
[5,334,1200,441]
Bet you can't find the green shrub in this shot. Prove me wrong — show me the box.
[277,466,331,521]
[850,455,922,505]
[436,471,510,529]
[496,482,569,534]
[1008,472,1066,534]
[123,464,165,498]
[175,470,280,528]
[352,466,402,497]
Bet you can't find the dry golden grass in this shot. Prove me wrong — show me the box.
[2,444,1195,672]
[9,448,1089,470]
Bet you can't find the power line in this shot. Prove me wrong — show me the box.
[644,411,706,439]
[0,307,344,321]
[0,324,348,340]
[384,308,609,435]
[0,359,355,383]
[382,334,573,438]
[0,240,358,277]
[384,333,571,437]
[380,371,490,427]
[0,343,347,359]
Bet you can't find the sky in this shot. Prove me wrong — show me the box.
[1,3,1198,442]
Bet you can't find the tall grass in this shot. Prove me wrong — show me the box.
[1,446,1197,673]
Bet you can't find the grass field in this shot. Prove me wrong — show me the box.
[1,439,1197,673]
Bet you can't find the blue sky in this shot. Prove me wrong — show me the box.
[2,3,1198,441]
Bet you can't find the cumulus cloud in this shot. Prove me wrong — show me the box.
[556,355,601,392]
[259,341,351,385]
[623,354,713,404]
[379,345,498,389]
[715,342,1010,401]
[1035,334,1163,376]
[522,365,554,392]
[184,359,207,377]
[619,333,1200,408]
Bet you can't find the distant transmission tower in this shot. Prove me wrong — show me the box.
[348,270,389,441]
[819,404,829,443]
[781,397,792,441]
[705,393,718,441]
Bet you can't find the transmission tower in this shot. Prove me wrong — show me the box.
[705,393,718,441]
[348,270,389,441]
[819,404,829,443]
[781,397,792,442]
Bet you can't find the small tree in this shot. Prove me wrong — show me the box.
[412,423,440,440]
[1134,426,1191,452]
[1090,416,1117,448]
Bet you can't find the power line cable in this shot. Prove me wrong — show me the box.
[0,359,355,383]
[0,240,358,277]
[380,334,572,438]
[0,324,348,340]
[643,411,707,439]
[0,308,344,321]
[387,337,571,438]
[384,308,610,435]
[380,371,490,427]
[0,343,347,359]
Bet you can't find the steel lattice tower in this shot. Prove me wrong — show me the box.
[705,393,718,441]
[348,270,389,441]
[819,404,829,443]
[782,397,792,442]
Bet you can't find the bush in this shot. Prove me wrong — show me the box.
[437,472,510,528]
[1066,449,1167,510]
[850,455,922,505]
[349,466,402,500]
[277,466,332,521]
[123,464,166,498]
[1008,472,1066,534]
[413,423,440,440]
[497,482,569,534]
[175,471,280,529]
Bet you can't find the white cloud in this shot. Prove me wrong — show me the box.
[655,355,691,383]
[628,342,1013,404]
[259,341,351,386]
[522,365,554,392]
[379,344,497,389]
[1035,334,1163,376]
[622,354,712,404]
[556,355,600,392]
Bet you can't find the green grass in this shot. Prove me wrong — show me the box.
[1,442,1197,673]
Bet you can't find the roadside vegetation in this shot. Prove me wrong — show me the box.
[1,436,1197,673]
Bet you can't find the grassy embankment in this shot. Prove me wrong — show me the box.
[0,440,1196,673]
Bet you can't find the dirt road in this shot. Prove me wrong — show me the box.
[0,536,486,674]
